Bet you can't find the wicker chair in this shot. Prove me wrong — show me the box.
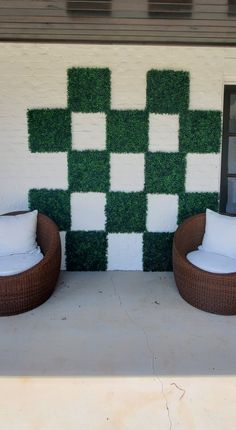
[173,213,236,315]
[0,211,61,316]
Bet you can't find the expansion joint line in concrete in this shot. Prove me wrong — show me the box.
[109,273,173,430]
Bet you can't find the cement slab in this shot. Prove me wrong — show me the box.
[0,272,236,429]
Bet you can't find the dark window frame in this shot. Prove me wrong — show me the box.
[148,0,192,19]
[67,0,112,17]
[228,0,236,16]
[220,85,236,215]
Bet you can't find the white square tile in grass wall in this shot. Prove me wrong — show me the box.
[71,192,106,231]
[110,153,145,192]
[59,231,66,270]
[72,113,106,151]
[147,194,178,233]
[28,153,68,189]
[185,153,221,192]
[149,114,179,153]
[108,233,143,271]
[111,66,146,109]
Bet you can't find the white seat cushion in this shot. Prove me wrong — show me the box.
[0,247,44,276]
[0,210,38,256]
[187,250,236,274]
[200,209,236,260]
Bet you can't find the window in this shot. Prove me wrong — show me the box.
[148,0,192,19]
[220,86,236,214]
[67,0,112,17]
[228,0,236,16]
[67,0,193,19]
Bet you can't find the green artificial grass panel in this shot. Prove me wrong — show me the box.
[67,67,111,112]
[66,231,107,271]
[106,192,146,233]
[28,109,71,153]
[107,110,148,152]
[146,70,189,114]
[179,110,222,153]
[29,189,71,231]
[178,192,219,224]
[68,150,110,192]
[145,153,186,194]
[143,232,174,271]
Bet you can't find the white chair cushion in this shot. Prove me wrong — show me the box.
[200,209,236,260]
[0,210,38,256]
[187,250,236,274]
[0,247,43,276]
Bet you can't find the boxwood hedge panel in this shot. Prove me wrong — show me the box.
[28,108,71,153]
[28,66,220,271]
[29,189,71,231]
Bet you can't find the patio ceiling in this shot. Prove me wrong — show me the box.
[0,0,236,45]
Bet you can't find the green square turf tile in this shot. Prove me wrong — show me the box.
[106,192,146,233]
[179,110,221,153]
[29,188,71,230]
[66,231,107,270]
[68,68,111,112]
[145,153,186,194]
[178,192,219,224]
[28,109,71,153]
[143,232,174,271]
[68,150,110,192]
[146,70,189,114]
[107,110,148,152]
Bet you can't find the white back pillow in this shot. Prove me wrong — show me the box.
[0,210,38,256]
[200,209,236,259]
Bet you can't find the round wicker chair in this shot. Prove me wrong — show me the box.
[0,211,61,316]
[173,213,236,315]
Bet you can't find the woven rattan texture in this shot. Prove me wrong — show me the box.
[0,212,61,316]
[173,213,236,315]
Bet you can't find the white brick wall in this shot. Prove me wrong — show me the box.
[0,44,233,215]
[185,153,221,192]
[72,113,106,151]
[59,231,66,270]
[107,233,143,270]
[147,194,178,232]
[0,43,236,270]
[110,153,145,192]
[71,192,106,231]
[149,114,179,152]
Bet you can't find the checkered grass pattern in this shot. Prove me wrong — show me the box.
[28,67,220,271]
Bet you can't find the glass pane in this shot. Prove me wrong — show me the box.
[228,137,236,173]
[226,178,236,214]
[229,94,236,133]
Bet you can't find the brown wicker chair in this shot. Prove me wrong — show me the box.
[0,211,61,316]
[173,213,236,315]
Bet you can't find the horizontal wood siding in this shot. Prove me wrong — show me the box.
[0,0,236,44]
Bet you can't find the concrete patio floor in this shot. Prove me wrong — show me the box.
[0,271,236,429]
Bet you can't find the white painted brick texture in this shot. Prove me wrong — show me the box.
[108,233,143,271]
[110,153,145,192]
[149,114,179,152]
[0,43,231,213]
[71,192,106,231]
[0,43,235,271]
[185,153,221,192]
[72,113,106,151]
[147,194,178,232]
